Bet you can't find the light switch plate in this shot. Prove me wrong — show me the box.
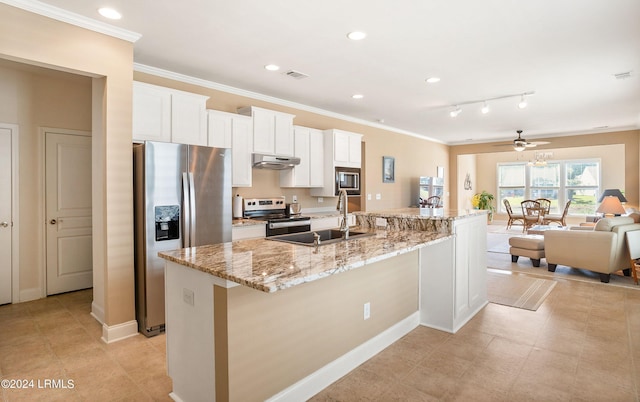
[183,288,194,306]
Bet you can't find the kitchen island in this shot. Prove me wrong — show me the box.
[159,210,487,402]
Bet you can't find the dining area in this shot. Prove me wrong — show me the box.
[504,198,572,231]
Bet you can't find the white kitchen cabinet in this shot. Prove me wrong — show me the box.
[310,214,356,231]
[419,213,487,333]
[237,106,295,156]
[232,223,265,241]
[207,110,252,186]
[310,129,363,197]
[331,129,362,167]
[207,110,233,148]
[280,126,324,188]
[230,115,253,187]
[133,82,208,146]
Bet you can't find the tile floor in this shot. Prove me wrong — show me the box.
[1,272,639,401]
[0,290,172,402]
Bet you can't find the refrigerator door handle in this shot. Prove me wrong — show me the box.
[182,172,190,247]
[188,172,197,246]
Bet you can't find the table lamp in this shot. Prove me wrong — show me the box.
[596,196,626,218]
[598,189,627,203]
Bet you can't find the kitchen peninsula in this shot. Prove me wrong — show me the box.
[159,210,487,402]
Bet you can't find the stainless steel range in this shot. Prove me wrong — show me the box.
[243,197,311,236]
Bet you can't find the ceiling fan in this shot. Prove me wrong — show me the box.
[500,130,550,152]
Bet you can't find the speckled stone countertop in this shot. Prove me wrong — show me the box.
[355,208,487,234]
[232,218,266,227]
[159,228,450,293]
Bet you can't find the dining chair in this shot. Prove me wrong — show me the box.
[625,230,640,285]
[503,199,524,230]
[535,198,552,215]
[521,200,542,232]
[544,200,571,226]
[425,196,441,207]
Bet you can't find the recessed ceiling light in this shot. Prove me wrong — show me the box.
[347,31,367,41]
[425,77,440,84]
[352,94,364,99]
[98,7,121,20]
[264,64,280,71]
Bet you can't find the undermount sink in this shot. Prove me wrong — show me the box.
[268,229,374,246]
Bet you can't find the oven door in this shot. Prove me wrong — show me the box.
[266,220,311,237]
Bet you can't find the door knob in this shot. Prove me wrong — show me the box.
[0,222,8,228]
[50,219,57,225]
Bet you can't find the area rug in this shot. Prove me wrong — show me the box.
[487,270,557,311]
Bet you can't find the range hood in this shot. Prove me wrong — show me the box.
[252,154,300,170]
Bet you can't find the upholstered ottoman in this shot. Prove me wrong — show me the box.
[508,235,545,267]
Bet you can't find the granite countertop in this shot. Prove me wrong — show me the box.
[354,208,487,220]
[232,218,266,227]
[159,228,451,293]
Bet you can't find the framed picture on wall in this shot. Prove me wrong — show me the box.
[383,156,395,183]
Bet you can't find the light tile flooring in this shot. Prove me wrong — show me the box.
[0,290,172,402]
[2,273,640,401]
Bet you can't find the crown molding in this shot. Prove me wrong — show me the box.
[133,63,445,144]
[1,0,141,42]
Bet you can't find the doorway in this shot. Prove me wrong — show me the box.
[0,124,18,304]
[44,129,93,295]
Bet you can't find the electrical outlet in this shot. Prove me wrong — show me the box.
[183,288,194,306]
[363,302,370,320]
[292,195,297,203]
[376,194,381,200]
[318,197,323,203]
[367,193,372,201]
[375,218,387,227]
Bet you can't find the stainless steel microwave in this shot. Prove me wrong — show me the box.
[335,167,360,196]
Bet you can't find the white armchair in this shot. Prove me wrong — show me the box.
[544,216,640,283]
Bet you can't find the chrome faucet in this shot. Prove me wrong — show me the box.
[336,189,349,239]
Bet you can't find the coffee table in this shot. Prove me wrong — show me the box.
[526,225,569,235]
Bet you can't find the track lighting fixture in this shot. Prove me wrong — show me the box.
[443,91,534,117]
[518,94,528,109]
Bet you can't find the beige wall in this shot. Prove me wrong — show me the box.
[0,61,92,294]
[134,72,450,211]
[218,251,419,401]
[0,4,135,327]
[450,130,640,215]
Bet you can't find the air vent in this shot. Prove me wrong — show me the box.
[614,71,632,80]
[285,70,309,79]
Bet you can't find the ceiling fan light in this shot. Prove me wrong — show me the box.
[514,144,526,152]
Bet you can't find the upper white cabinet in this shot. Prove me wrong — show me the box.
[133,82,208,146]
[206,110,253,187]
[310,129,363,197]
[280,126,324,188]
[237,106,295,156]
[207,109,233,148]
[231,115,253,188]
[331,129,362,167]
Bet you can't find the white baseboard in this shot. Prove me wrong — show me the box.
[90,301,105,324]
[266,312,420,402]
[101,320,139,344]
[168,392,184,402]
[19,287,43,302]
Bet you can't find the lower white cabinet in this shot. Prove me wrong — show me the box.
[419,213,487,333]
[232,224,266,241]
[310,215,355,231]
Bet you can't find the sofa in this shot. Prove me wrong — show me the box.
[544,216,640,283]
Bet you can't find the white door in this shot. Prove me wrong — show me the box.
[45,131,93,295]
[0,128,12,304]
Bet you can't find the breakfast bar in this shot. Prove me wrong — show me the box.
[159,210,487,402]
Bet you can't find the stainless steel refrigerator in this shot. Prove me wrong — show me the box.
[133,141,231,337]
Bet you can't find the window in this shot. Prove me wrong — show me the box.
[497,159,600,216]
